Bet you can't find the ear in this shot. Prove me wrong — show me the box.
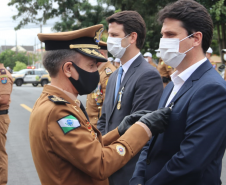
[130,32,138,44]
[62,62,73,78]
[193,32,202,47]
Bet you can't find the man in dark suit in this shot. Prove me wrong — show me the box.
[130,1,226,185]
[97,11,163,185]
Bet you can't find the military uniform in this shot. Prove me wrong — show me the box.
[149,61,157,68]
[0,63,13,185]
[29,85,149,185]
[157,58,173,87]
[86,61,116,127]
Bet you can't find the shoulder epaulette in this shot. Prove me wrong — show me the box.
[48,95,70,104]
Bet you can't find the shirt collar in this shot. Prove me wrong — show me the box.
[121,52,141,73]
[171,57,207,85]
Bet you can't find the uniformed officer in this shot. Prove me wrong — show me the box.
[29,24,171,185]
[156,49,174,88]
[144,52,157,68]
[86,41,116,127]
[113,58,120,68]
[206,47,217,70]
[0,63,13,185]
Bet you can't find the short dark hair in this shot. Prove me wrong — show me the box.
[106,11,146,49]
[43,49,79,77]
[158,0,213,53]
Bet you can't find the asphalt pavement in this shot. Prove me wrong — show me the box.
[5,84,226,184]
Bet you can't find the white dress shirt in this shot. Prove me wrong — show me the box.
[120,52,141,82]
[165,57,207,107]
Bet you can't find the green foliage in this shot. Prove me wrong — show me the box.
[13,61,27,71]
[0,50,34,68]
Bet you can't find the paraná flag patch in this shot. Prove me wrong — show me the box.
[57,115,81,134]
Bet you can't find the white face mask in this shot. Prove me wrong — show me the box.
[107,34,131,59]
[156,52,161,58]
[159,34,194,68]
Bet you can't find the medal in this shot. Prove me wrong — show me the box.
[117,87,124,110]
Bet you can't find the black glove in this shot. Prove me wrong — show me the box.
[118,110,152,136]
[138,107,171,136]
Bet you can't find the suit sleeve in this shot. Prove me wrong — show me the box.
[131,69,163,113]
[129,139,151,184]
[145,83,226,185]
[47,108,149,181]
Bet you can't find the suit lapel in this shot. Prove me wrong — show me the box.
[158,82,174,108]
[107,54,143,122]
[166,60,212,107]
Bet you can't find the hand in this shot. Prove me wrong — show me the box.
[138,107,171,136]
[118,110,152,136]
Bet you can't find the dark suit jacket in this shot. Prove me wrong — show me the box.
[130,60,226,185]
[97,54,163,185]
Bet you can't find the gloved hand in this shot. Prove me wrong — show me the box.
[138,107,171,136]
[118,110,152,136]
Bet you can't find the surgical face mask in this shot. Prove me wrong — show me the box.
[69,62,100,95]
[156,52,161,58]
[107,34,131,59]
[159,34,194,68]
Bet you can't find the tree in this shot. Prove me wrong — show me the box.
[13,61,27,71]
[8,0,114,32]
[0,50,34,68]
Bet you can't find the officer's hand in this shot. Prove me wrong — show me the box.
[138,107,171,136]
[118,110,152,136]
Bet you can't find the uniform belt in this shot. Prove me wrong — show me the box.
[0,110,8,115]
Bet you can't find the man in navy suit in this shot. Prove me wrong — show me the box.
[97,11,163,185]
[130,1,226,185]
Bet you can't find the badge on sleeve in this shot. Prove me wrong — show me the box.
[0,75,7,84]
[105,67,113,75]
[57,115,81,134]
[116,145,126,156]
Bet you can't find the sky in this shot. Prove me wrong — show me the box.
[0,0,98,49]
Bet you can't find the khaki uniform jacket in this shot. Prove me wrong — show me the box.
[0,64,13,110]
[157,59,173,79]
[29,85,149,185]
[86,61,116,127]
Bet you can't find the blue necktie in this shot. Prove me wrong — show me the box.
[114,66,123,103]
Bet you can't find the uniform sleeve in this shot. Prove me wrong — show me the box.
[48,108,149,181]
[0,74,13,95]
[102,128,120,146]
[144,83,226,185]
[131,70,163,113]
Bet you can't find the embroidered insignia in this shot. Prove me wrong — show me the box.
[105,67,113,75]
[167,66,172,69]
[86,122,92,131]
[0,69,6,75]
[48,95,70,104]
[116,145,126,156]
[57,115,81,134]
[94,27,104,44]
[0,75,7,84]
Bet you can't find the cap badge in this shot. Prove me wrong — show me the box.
[94,27,104,44]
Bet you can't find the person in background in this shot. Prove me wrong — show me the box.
[114,58,120,69]
[206,47,216,70]
[86,41,116,127]
[131,1,226,184]
[0,62,13,185]
[156,49,174,88]
[108,57,114,65]
[97,11,163,185]
[144,52,157,68]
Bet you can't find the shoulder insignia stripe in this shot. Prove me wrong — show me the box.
[57,115,81,134]
[0,69,6,75]
[48,95,70,104]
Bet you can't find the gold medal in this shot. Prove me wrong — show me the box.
[117,102,121,110]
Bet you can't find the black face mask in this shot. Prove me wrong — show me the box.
[69,62,100,95]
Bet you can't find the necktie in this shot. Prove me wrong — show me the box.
[114,66,123,103]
